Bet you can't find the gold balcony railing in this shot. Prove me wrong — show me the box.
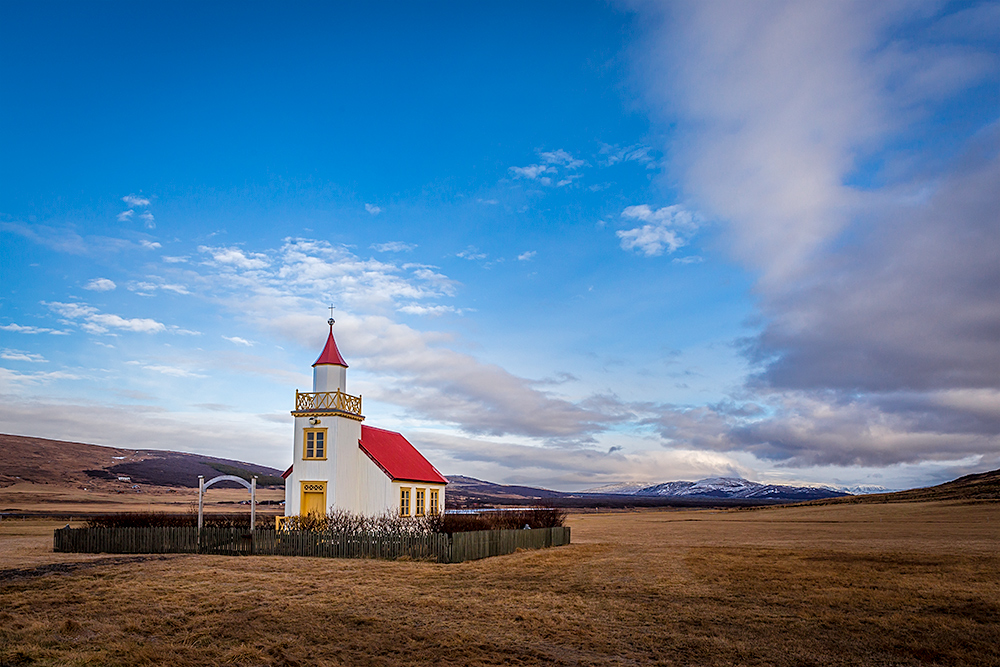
[293,389,363,417]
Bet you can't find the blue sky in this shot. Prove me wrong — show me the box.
[2,1,998,491]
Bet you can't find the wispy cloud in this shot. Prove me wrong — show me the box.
[140,240,161,250]
[117,210,134,222]
[598,143,656,168]
[1,349,47,363]
[371,241,416,253]
[539,149,586,169]
[517,251,536,261]
[45,301,166,334]
[508,148,586,188]
[122,194,151,207]
[83,278,116,292]
[199,245,269,270]
[0,323,68,335]
[222,335,254,347]
[127,280,191,296]
[364,203,382,216]
[0,368,81,389]
[396,304,463,317]
[456,246,487,260]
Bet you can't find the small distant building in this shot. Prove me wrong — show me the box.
[282,318,447,518]
[117,476,131,482]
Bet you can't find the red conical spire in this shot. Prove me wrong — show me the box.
[313,318,348,367]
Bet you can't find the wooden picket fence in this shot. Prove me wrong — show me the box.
[53,525,570,563]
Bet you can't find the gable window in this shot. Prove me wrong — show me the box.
[303,428,327,460]
[400,487,411,517]
[429,489,439,515]
[415,488,426,517]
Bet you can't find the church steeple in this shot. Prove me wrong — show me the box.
[312,314,348,393]
[313,317,348,368]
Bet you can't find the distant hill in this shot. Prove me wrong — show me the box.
[578,476,847,501]
[805,468,1000,505]
[0,433,285,490]
[445,474,846,507]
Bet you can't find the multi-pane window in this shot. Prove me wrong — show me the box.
[415,489,426,517]
[400,487,411,517]
[303,428,327,460]
[429,489,439,515]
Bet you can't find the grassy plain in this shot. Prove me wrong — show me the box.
[2,500,998,666]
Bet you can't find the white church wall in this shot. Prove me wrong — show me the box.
[357,452,395,516]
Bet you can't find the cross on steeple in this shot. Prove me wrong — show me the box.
[328,304,336,328]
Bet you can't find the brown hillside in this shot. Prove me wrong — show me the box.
[0,433,284,492]
[808,468,1000,506]
[0,434,151,489]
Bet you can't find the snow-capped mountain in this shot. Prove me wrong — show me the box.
[832,484,898,495]
[580,477,848,501]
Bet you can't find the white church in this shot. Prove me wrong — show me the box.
[281,317,448,518]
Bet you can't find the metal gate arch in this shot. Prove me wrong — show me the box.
[198,474,257,531]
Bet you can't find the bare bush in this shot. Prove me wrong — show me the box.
[85,512,251,528]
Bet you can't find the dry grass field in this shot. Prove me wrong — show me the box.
[1,500,998,666]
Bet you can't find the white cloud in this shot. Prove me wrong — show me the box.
[84,278,117,292]
[45,301,166,334]
[127,280,190,296]
[517,251,536,261]
[139,212,155,229]
[673,256,704,264]
[396,304,462,317]
[162,256,188,263]
[371,241,416,253]
[599,143,656,168]
[140,240,161,250]
[617,205,699,257]
[456,246,487,260]
[0,368,81,389]
[141,364,207,378]
[0,323,68,335]
[539,149,585,169]
[117,210,134,222]
[1,349,47,363]
[223,335,254,347]
[509,164,555,180]
[199,245,269,270]
[510,149,587,188]
[365,203,382,216]
[122,194,151,207]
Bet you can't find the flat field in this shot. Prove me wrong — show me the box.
[1,501,998,666]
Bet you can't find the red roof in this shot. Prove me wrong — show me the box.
[359,425,448,485]
[313,328,348,367]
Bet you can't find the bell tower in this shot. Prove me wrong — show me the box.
[284,313,365,516]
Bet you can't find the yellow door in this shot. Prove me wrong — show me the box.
[300,482,327,516]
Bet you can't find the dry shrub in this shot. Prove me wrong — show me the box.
[279,507,566,535]
[433,507,566,534]
[85,512,252,528]
[281,509,438,534]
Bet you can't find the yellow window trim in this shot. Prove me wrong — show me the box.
[400,486,411,517]
[429,488,440,515]
[300,480,327,516]
[415,488,426,517]
[303,427,328,460]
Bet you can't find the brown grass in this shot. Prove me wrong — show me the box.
[2,500,999,666]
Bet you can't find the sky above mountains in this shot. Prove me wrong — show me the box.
[2,1,998,491]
